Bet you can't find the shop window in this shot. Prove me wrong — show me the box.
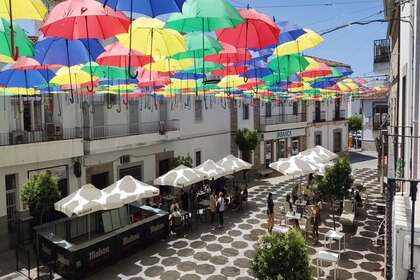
[334,131,342,153]
[292,138,300,155]
[315,133,322,146]
[265,102,272,117]
[292,102,298,115]
[243,104,249,120]
[195,99,203,121]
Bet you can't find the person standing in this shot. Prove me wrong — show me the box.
[312,205,321,242]
[267,193,274,234]
[209,192,217,229]
[217,192,226,228]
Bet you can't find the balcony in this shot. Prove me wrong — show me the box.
[0,126,83,168]
[334,110,346,121]
[84,120,181,154]
[374,39,390,64]
[260,113,307,131]
[313,111,326,123]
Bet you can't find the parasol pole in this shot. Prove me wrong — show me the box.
[127,0,139,79]
[8,0,19,60]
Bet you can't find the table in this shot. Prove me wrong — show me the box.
[316,250,340,280]
[324,230,345,252]
[272,225,289,234]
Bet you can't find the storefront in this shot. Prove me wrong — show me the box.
[28,165,69,198]
[261,128,306,166]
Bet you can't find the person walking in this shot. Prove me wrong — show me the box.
[267,193,274,234]
[312,204,321,242]
[216,192,226,228]
[209,192,217,229]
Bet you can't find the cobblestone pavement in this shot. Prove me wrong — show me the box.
[85,167,384,280]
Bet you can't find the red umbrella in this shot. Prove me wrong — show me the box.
[96,42,153,68]
[11,57,59,70]
[205,43,251,64]
[211,65,247,77]
[40,0,130,40]
[137,68,170,88]
[300,62,332,79]
[215,8,279,49]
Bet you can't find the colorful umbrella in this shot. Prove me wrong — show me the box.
[268,54,310,80]
[98,0,185,17]
[205,42,251,64]
[0,19,34,60]
[96,42,153,68]
[0,0,47,60]
[172,32,222,60]
[274,29,323,56]
[144,58,193,72]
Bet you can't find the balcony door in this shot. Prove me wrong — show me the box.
[333,131,342,153]
[335,99,341,120]
[315,101,321,121]
[129,100,139,134]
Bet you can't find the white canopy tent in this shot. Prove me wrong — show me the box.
[298,145,338,163]
[54,184,105,218]
[153,164,205,188]
[194,159,229,180]
[102,175,159,209]
[269,156,319,176]
[216,154,252,174]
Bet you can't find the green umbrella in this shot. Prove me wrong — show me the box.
[81,62,129,80]
[0,18,34,59]
[325,66,343,79]
[268,54,310,76]
[184,60,223,74]
[172,32,222,60]
[165,0,243,32]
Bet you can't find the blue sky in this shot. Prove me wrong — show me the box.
[229,0,386,77]
[21,0,386,78]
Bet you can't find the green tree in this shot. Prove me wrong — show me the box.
[235,128,258,163]
[174,155,193,168]
[21,172,60,224]
[318,157,353,229]
[348,115,362,132]
[252,229,312,280]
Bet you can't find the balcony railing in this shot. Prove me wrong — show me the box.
[334,110,346,121]
[261,113,306,127]
[84,120,180,141]
[374,39,390,64]
[0,127,82,146]
[313,111,326,123]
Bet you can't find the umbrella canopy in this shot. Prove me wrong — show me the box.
[165,0,243,32]
[216,154,252,174]
[269,156,318,176]
[40,0,130,40]
[306,145,338,162]
[184,60,223,74]
[153,164,205,188]
[98,0,185,17]
[96,42,152,67]
[0,0,47,20]
[81,62,129,80]
[137,68,170,87]
[268,54,310,76]
[172,32,222,60]
[102,175,159,206]
[51,65,97,87]
[205,43,251,64]
[216,8,279,49]
[11,57,58,70]
[144,58,193,72]
[117,17,186,58]
[54,184,105,217]
[0,68,53,88]
[195,159,229,180]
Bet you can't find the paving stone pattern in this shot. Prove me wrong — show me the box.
[87,168,384,280]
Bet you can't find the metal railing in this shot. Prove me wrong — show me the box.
[334,109,346,121]
[374,39,390,64]
[0,127,82,146]
[313,111,326,123]
[84,119,180,141]
[261,113,306,126]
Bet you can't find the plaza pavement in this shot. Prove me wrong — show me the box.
[1,151,384,280]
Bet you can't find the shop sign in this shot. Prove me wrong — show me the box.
[89,247,110,261]
[277,130,292,139]
[263,128,305,141]
[122,233,140,246]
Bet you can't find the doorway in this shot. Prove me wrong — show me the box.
[159,159,170,176]
[91,172,109,190]
[333,131,342,153]
[119,165,142,181]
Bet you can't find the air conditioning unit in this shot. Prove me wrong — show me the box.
[46,123,62,140]
[9,131,26,145]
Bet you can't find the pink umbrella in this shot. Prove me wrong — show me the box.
[96,42,153,68]
[11,57,59,70]
[137,68,170,88]
[205,43,251,64]
[211,65,247,77]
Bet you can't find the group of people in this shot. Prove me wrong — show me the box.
[266,191,322,242]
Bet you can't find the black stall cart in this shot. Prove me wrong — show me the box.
[34,204,168,279]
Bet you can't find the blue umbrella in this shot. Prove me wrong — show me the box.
[0,69,54,88]
[337,66,353,77]
[277,21,306,44]
[98,0,185,17]
[34,38,104,102]
[173,72,204,80]
[240,66,272,79]
[311,78,338,89]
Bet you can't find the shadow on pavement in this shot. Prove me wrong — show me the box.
[348,152,377,164]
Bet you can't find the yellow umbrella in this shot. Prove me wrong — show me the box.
[165,79,197,90]
[217,75,246,88]
[275,29,323,56]
[143,58,193,72]
[0,0,47,20]
[117,17,186,58]
[51,65,97,87]
[2,87,39,95]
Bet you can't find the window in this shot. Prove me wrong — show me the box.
[5,174,17,228]
[195,150,201,167]
[195,99,203,121]
[34,101,42,130]
[333,131,342,153]
[315,133,322,146]
[373,105,388,130]
[292,102,298,115]
[292,138,300,155]
[243,104,249,120]
[265,102,272,117]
